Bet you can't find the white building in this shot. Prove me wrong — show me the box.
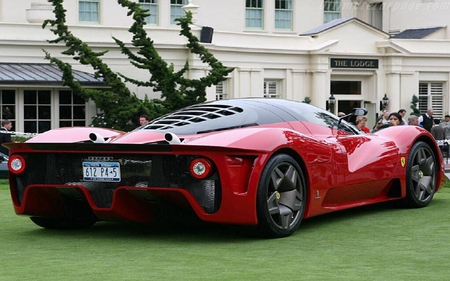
[1,0,450,132]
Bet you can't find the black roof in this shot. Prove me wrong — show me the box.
[391,27,445,39]
[299,17,388,37]
[139,98,361,136]
[0,63,105,86]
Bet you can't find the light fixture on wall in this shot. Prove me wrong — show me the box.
[329,93,336,113]
[382,93,389,110]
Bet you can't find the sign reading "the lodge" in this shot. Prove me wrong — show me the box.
[330,58,378,69]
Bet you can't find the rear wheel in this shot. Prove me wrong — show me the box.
[403,141,437,208]
[256,154,306,238]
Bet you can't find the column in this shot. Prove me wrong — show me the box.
[290,70,308,102]
[311,70,329,110]
[386,72,401,112]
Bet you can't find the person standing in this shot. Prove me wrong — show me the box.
[139,115,150,126]
[431,119,445,140]
[381,111,390,124]
[440,114,450,139]
[408,115,420,126]
[398,109,407,125]
[355,116,370,133]
[371,117,384,133]
[418,109,434,132]
[387,112,403,127]
[0,120,13,156]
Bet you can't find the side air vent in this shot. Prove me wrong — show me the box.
[144,105,244,131]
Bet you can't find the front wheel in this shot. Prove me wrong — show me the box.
[402,141,437,208]
[256,154,307,238]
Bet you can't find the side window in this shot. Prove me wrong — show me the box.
[275,0,292,30]
[336,120,360,135]
[324,0,341,23]
[24,90,51,134]
[139,0,158,25]
[285,101,360,135]
[59,90,87,127]
[1,90,15,121]
[79,0,100,23]
[419,82,443,119]
[170,0,187,24]
[215,81,228,100]
[246,0,264,29]
[263,81,280,98]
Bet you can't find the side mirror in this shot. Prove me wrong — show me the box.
[338,108,368,126]
[353,108,368,116]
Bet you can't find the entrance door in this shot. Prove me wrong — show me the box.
[338,100,363,116]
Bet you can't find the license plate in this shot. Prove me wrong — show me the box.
[83,161,121,182]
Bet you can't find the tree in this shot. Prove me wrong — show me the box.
[410,94,421,116]
[43,0,233,131]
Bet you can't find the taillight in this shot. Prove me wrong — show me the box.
[8,155,26,175]
[189,158,213,179]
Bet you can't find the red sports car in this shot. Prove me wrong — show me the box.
[5,98,445,238]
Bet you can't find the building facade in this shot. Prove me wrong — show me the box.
[1,0,450,133]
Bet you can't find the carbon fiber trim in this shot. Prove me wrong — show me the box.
[12,153,221,213]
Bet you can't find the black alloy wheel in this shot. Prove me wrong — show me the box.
[403,141,437,208]
[256,154,306,238]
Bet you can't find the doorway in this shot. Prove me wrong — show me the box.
[337,100,363,115]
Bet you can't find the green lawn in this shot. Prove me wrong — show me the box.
[1,180,449,281]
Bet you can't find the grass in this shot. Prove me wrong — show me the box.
[1,179,449,281]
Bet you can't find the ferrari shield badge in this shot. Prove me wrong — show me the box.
[401,157,406,167]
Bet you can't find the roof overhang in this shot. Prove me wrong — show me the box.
[0,63,106,86]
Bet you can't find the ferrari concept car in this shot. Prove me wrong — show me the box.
[5,98,445,238]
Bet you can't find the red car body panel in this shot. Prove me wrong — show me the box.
[5,99,446,229]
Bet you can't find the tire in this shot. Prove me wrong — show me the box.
[256,154,307,238]
[30,194,97,229]
[402,141,437,208]
[30,216,96,229]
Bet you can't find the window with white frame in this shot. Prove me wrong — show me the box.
[246,0,264,29]
[275,0,292,30]
[139,0,158,25]
[323,0,341,23]
[79,0,100,23]
[170,0,187,25]
[215,81,228,100]
[23,90,52,133]
[263,81,280,98]
[1,89,15,121]
[419,82,444,118]
[59,90,87,127]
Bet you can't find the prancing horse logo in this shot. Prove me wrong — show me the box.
[401,157,406,167]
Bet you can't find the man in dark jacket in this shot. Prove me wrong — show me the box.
[418,109,434,132]
[0,120,12,156]
[431,119,445,140]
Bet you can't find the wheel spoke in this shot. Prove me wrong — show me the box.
[278,205,294,229]
[421,155,435,176]
[285,165,297,187]
[279,189,303,211]
[417,148,427,165]
[270,167,284,191]
[278,165,297,192]
[267,192,280,215]
[411,164,420,183]
[413,176,432,202]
